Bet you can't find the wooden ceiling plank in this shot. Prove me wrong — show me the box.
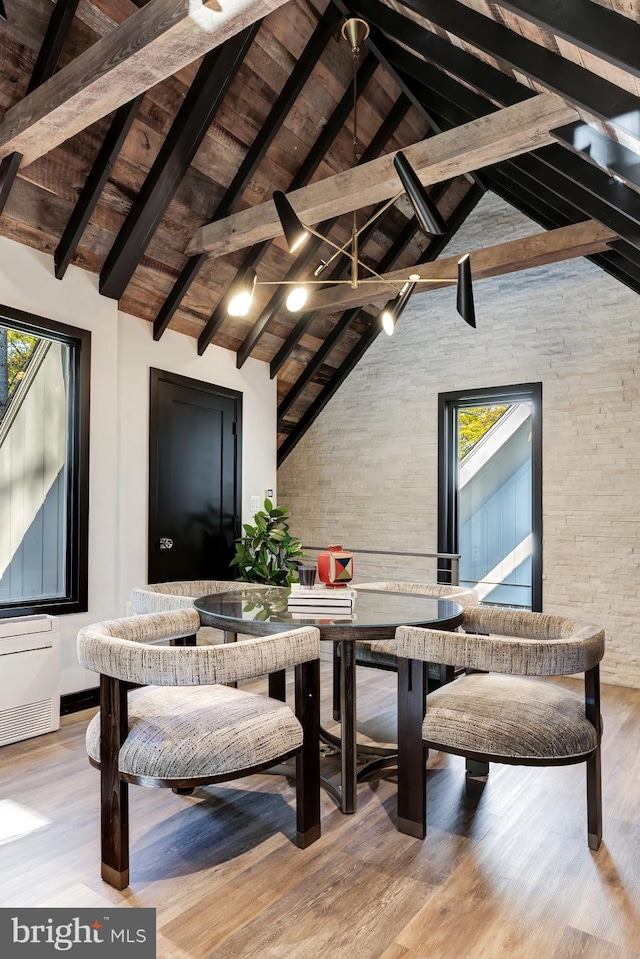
[493,0,640,80]
[54,97,143,279]
[154,0,343,341]
[270,177,453,380]
[277,182,486,463]
[0,0,289,166]
[305,218,616,314]
[234,93,414,368]
[187,92,578,257]
[98,23,260,301]
[393,0,640,144]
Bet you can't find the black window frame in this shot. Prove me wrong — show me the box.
[0,304,90,617]
[438,382,543,611]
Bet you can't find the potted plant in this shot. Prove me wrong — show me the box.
[231,498,304,586]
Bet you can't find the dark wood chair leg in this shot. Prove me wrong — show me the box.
[585,665,602,850]
[295,658,321,848]
[100,675,130,889]
[332,642,341,721]
[397,658,427,839]
[268,669,287,702]
[466,758,489,780]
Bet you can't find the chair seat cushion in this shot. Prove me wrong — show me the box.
[423,673,598,761]
[87,684,302,781]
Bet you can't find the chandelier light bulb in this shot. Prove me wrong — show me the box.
[286,286,309,312]
[227,268,257,317]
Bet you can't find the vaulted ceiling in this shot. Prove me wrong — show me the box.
[1,0,639,462]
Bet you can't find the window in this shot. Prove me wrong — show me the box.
[0,305,90,616]
[438,383,542,610]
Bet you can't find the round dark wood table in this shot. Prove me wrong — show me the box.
[195,586,463,814]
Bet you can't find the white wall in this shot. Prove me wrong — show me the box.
[279,193,640,689]
[0,237,277,694]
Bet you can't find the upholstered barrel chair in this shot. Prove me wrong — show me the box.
[77,609,321,890]
[394,606,604,850]
[130,580,252,644]
[333,582,480,719]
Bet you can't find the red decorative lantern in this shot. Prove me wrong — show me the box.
[317,545,354,587]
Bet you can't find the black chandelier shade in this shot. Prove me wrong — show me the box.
[381,279,417,336]
[273,190,309,254]
[0,1,7,21]
[457,254,476,328]
[393,152,447,236]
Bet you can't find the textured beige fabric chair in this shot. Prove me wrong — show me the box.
[332,582,480,718]
[130,580,249,615]
[394,606,604,850]
[77,609,321,890]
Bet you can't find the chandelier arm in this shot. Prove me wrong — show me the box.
[315,190,405,275]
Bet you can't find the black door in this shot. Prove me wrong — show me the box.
[148,369,241,584]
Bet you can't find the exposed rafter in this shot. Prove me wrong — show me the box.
[392,0,640,145]
[154,0,344,341]
[55,96,144,280]
[493,0,640,80]
[194,52,379,355]
[187,94,578,257]
[98,24,260,301]
[0,0,289,166]
[277,183,486,462]
[235,94,413,368]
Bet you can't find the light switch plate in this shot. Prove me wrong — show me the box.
[250,495,260,511]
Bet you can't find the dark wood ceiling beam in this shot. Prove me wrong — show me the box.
[277,216,421,420]
[0,0,288,166]
[0,152,22,218]
[493,0,640,80]
[385,42,640,259]
[98,24,259,301]
[154,1,343,341]
[193,51,378,352]
[393,0,640,144]
[27,0,80,94]
[235,94,412,368]
[277,183,486,463]
[55,95,144,280]
[354,0,640,197]
[556,122,640,196]
[346,0,532,109]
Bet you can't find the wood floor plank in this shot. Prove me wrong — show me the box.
[0,666,639,959]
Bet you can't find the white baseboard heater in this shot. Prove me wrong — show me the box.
[0,615,60,747]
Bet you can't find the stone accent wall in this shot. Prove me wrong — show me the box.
[278,193,640,688]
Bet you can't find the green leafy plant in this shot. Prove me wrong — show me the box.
[231,499,304,586]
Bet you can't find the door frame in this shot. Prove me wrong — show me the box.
[438,382,543,611]
[148,368,242,583]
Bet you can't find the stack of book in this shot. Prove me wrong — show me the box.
[287,584,357,620]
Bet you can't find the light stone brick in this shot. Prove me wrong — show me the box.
[278,192,640,688]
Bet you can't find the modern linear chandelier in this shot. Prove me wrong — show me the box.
[227,17,476,336]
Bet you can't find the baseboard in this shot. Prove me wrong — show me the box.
[60,687,99,716]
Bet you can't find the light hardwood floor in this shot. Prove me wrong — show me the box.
[1,665,639,959]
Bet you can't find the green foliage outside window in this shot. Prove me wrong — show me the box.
[0,327,39,418]
[459,405,508,460]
